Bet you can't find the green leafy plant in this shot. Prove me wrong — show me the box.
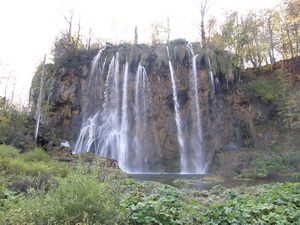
[121,182,183,224]
[250,156,287,177]
[4,172,121,225]
[22,148,50,162]
[246,78,283,104]
[250,159,267,178]
[188,183,300,224]
[0,145,20,159]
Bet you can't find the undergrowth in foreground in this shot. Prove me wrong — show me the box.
[0,144,299,224]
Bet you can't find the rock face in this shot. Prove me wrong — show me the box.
[42,43,271,173]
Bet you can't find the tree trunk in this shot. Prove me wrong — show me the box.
[34,55,46,143]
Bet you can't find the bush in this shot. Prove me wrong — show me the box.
[2,158,53,176]
[4,173,121,224]
[250,156,287,177]
[170,38,188,45]
[0,145,20,159]
[22,148,50,162]
[0,116,9,144]
[250,159,267,178]
[0,112,34,150]
[246,78,283,104]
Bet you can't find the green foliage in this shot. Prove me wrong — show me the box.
[250,159,268,178]
[0,145,70,178]
[271,144,282,153]
[1,153,121,224]
[192,183,300,224]
[0,146,299,224]
[251,156,287,177]
[172,179,188,186]
[0,110,34,150]
[0,115,9,144]
[267,156,287,173]
[286,152,300,169]
[281,89,300,130]
[4,172,121,225]
[170,38,188,45]
[121,182,183,224]
[246,78,283,104]
[0,144,20,159]
[292,172,300,178]
[1,145,300,225]
[22,148,50,162]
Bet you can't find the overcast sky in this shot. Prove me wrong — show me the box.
[0,0,281,105]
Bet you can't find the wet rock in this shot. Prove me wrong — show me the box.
[33,43,274,173]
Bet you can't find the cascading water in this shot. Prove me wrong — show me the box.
[166,46,187,172]
[186,43,206,173]
[206,51,221,149]
[74,53,123,168]
[132,63,157,172]
[74,50,161,173]
[207,57,215,94]
[119,62,129,171]
[72,44,221,174]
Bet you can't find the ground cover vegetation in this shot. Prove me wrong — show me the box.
[0,0,299,224]
[0,145,299,224]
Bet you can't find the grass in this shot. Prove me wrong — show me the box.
[0,144,299,224]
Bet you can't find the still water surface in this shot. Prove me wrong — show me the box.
[131,173,300,190]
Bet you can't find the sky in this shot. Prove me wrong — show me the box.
[0,0,282,106]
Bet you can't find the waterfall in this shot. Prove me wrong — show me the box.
[72,44,220,174]
[207,57,215,94]
[186,43,207,173]
[166,46,187,173]
[73,54,120,160]
[132,63,153,172]
[84,49,104,118]
[74,53,123,168]
[119,62,129,171]
[74,50,162,173]
[187,44,202,142]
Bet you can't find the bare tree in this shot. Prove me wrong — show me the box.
[150,18,171,45]
[85,28,93,50]
[166,16,171,44]
[134,26,138,45]
[199,0,212,48]
[53,10,82,60]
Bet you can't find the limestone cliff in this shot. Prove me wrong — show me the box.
[31,42,273,173]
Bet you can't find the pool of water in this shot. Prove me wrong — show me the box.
[131,173,300,190]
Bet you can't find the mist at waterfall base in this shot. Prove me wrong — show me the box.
[73,44,217,174]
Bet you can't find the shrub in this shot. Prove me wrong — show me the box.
[3,158,52,176]
[0,116,9,144]
[0,145,20,159]
[266,156,287,173]
[250,159,267,178]
[4,173,121,224]
[246,78,283,104]
[22,148,50,162]
[0,145,70,177]
[170,38,188,45]
[251,156,287,177]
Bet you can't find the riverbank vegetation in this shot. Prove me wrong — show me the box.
[0,145,299,224]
